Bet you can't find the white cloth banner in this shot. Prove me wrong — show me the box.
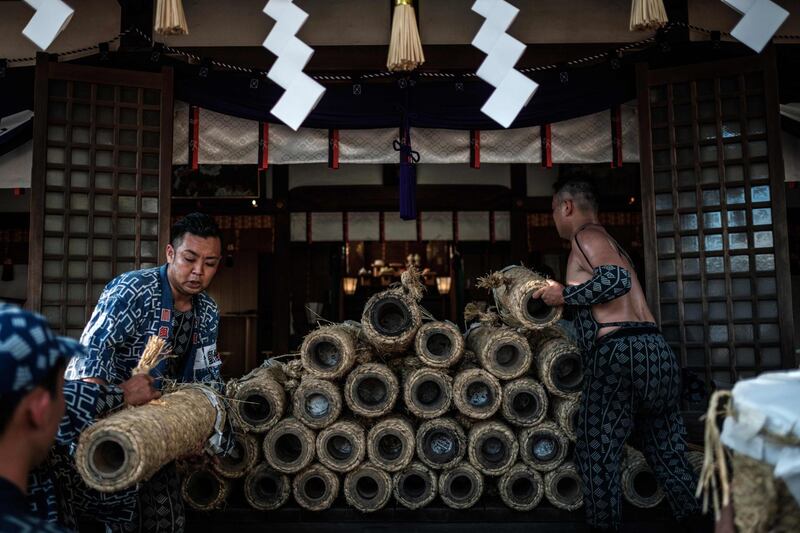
[173,101,641,166]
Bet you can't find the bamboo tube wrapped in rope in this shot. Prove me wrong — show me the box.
[292,463,340,511]
[621,447,664,508]
[465,323,532,380]
[344,462,393,513]
[316,420,366,473]
[552,397,580,441]
[453,368,502,420]
[344,362,399,418]
[263,417,316,474]
[181,467,230,511]
[227,366,286,433]
[439,462,483,509]
[731,452,800,533]
[498,463,545,511]
[212,432,259,479]
[519,421,569,472]
[366,416,415,472]
[243,462,291,511]
[361,266,424,354]
[478,266,561,330]
[292,378,342,430]
[392,461,438,510]
[467,420,518,476]
[75,384,223,492]
[534,337,583,400]
[501,377,548,428]
[414,320,464,368]
[416,417,467,471]
[544,462,583,511]
[403,367,452,419]
[300,323,360,380]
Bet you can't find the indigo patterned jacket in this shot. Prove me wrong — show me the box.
[65,265,222,387]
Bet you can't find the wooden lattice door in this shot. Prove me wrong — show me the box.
[28,57,174,337]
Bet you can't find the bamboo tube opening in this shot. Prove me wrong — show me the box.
[370,297,412,336]
[393,462,437,509]
[344,464,392,512]
[403,473,426,498]
[357,476,379,499]
[293,464,339,511]
[502,378,548,428]
[531,434,558,462]
[306,393,331,418]
[405,368,452,418]
[305,476,326,499]
[427,332,452,358]
[309,340,340,369]
[439,463,482,509]
[89,437,127,478]
[556,476,581,500]
[357,377,388,406]
[633,469,659,499]
[293,379,341,429]
[186,470,221,507]
[275,434,302,463]
[450,474,472,498]
[499,464,544,511]
[417,418,465,470]
[467,381,494,408]
[468,421,517,476]
[326,435,353,461]
[512,392,538,418]
[525,294,550,320]
[417,380,443,405]
[454,369,502,419]
[244,464,290,511]
[378,433,403,461]
[520,422,568,472]
[495,344,520,367]
[241,394,273,426]
[512,476,535,500]
[346,363,399,417]
[552,352,583,392]
[214,433,259,479]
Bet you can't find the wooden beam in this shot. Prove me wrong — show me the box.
[288,184,511,212]
[271,166,290,355]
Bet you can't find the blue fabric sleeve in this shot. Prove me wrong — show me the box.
[563,265,632,306]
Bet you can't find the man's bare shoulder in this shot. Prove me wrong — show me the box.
[574,225,624,267]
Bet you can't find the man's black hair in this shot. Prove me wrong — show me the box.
[553,178,600,213]
[0,359,65,436]
[170,212,222,249]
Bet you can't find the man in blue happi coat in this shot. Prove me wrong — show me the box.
[62,212,226,532]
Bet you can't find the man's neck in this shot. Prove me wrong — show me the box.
[569,215,601,239]
[0,442,31,494]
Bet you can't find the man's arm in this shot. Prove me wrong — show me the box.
[562,228,632,305]
[66,285,144,384]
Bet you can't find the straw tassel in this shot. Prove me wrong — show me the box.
[154,0,189,36]
[629,0,668,31]
[387,0,425,72]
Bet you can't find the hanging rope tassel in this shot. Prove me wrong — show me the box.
[629,0,668,31]
[387,0,425,72]
[394,124,420,220]
[154,0,189,36]
[695,390,733,521]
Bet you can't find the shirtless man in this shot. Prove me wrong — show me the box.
[533,179,707,532]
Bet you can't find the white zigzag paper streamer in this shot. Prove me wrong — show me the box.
[22,0,74,51]
[262,0,326,131]
[721,0,788,53]
[471,0,538,129]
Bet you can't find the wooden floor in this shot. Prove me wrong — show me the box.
[187,495,682,532]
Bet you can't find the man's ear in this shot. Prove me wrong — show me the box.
[25,389,53,430]
[563,198,574,217]
[166,243,175,264]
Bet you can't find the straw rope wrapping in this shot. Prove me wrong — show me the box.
[227,367,286,434]
[465,323,532,380]
[551,397,580,441]
[263,417,316,474]
[361,269,424,354]
[621,447,665,508]
[519,421,569,473]
[731,453,800,533]
[414,321,465,368]
[478,266,562,331]
[292,378,343,430]
[695,390,732,520]
[403,367,453,419]
[501,377,548,428]
[392,461,438,510]
[243,462,291,511]
[300,323,359,380]
[75,384,223,492]
[544,462,584,511]
[344,462,393,513]
[438,462,484,510]
[316,420,366,473]
[467,420,519,476]
[292,463,340,511]
[415,417,467,471]
[344,362,400,418]
[366,416,416,472]
[534,338,584,400]
[180,467,230,511]
[498,463,545,511]
[453,368,502,420]
[212,432,260,479]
